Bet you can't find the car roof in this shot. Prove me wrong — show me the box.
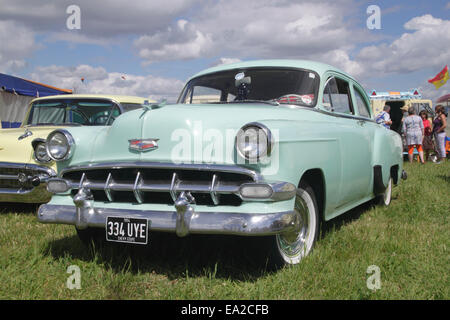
[31,94,152,104]
[187,59,356,82]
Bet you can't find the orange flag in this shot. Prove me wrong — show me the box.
[428,65,449,89]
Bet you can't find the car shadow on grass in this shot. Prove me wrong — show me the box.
[320,200,376,238]
[0,203,39,214]
[43,231,278,281]
[437,174,450,184]
[42,199,381,281]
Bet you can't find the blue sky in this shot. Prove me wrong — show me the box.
[0,0,449,101]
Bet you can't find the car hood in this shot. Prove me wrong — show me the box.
[0,126,66,164]
[67,103,309,166]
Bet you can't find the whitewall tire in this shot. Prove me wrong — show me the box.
[270,182,320,266]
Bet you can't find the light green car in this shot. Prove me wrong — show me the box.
[37,60,406,267]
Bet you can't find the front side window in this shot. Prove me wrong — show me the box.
[178,68,319,107]
[27,99,121,126]
[322,77,353,114]
[354,87,371,118]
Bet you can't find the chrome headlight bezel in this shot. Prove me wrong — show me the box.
[45,129,75,161]
[235,122,273,161]
[32,139,52,163]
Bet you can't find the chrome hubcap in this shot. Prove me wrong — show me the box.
[277,195,309,257]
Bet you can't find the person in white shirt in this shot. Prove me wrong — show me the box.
[375,105,393,129]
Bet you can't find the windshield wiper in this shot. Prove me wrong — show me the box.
[231,99,280,106]
[28,122,82,127]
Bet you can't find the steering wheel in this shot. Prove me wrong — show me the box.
[93,115,115,125]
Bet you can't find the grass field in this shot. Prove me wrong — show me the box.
[0,161,448,300]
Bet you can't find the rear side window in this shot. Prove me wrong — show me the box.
[353,87,371,118]
[323,77,353,114]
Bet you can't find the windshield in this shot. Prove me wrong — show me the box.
[26,99,121,126]
[177,68,319,107]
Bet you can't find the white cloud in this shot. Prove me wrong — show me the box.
[29,65,185,102]
[356,15,450,76]
[0,0,200,38]
[135,20,214,64]
[0,20,36,72]
[135,0,366,64]
[211,58,242,67]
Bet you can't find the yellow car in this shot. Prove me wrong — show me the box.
[0,94,152,203]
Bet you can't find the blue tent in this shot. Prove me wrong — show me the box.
[0,73,72,97]
[0,73,72,128]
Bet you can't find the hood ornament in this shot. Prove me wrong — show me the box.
[18,128,33,140]
[129,138,159,152]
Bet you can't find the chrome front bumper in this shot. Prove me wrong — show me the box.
[37,203,298,237]
[0,162,56,203]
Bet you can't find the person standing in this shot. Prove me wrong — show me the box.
[375,105,393,129]
[402,107,425,163]
[419,110,433,162]
[432,105,448,164]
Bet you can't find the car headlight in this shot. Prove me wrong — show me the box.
[33,140,52,163]
[236,122,273,161]
[46,130,75,161]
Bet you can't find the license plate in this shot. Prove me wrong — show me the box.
[106,217,149,244]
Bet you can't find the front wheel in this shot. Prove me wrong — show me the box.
[268,182,320,267]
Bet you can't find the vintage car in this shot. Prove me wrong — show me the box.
[0,94,151,204]
[38,60,406,266]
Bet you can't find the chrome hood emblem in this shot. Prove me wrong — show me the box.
[128,138,159,152]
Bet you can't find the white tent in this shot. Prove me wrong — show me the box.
[0,91,34,128]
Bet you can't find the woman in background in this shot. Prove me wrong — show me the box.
[419,110,433,162]
[433,105,447,164]
[403,107,424,163]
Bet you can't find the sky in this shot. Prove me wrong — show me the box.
[0,0,449,102]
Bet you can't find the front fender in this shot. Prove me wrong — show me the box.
[371,126,403,186]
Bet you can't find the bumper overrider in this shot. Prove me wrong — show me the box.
[37,163,299,237]
[0,162,56,203]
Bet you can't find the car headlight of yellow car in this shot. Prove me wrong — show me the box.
[46,130,75,161]
[32,139,52,163]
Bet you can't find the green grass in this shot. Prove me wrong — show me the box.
[0,161,449,299]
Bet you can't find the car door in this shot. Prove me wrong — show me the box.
[322,75,372,207]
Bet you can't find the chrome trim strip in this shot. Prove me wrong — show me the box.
[79,172,86,189]
[0,174,18,180]
[0,184,52,203]
[133,171,143,204]
[210,174,219,205]
[0,162,56,177]
[104,173,113,201]
[51,178,296,202]
[170,172,178,202]
[59,162,261,182]
[37,204,297,237]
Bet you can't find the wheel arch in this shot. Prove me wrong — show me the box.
[299,168,325,221]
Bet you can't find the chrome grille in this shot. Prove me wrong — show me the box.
[0,163,54,191]
[61,163,258,206]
